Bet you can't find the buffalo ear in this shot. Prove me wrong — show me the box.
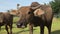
[9,10,17,15]
[33,8,45,16]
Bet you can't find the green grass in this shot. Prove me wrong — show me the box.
[0,17,60,34]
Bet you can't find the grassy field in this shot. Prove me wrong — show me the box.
[0,17,60,34]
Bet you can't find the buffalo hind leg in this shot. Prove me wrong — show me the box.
[29,23,33,34]
[5,25,9,34]
[40,25,44,34]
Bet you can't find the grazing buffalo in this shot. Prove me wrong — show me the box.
[16,2,53,34]
[0,10,15,34]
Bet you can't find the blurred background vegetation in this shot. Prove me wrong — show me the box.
[50,0,60,18]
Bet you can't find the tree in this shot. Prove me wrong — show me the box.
[50,0,60,15]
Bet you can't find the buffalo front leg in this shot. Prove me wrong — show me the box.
[40,25,44,34]
[9,24,12,34]
[0,26,1,30]
[29,23,33,34]
[5,25,9,34]
[46,25,51,34]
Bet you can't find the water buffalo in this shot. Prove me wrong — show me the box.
[16,2,53,34]
[0,10,16,34]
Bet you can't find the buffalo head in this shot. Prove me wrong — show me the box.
[16,6,45,28]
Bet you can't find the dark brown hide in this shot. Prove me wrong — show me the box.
[0,12,13,34]
[30,5,53,34]
[17,2,53,34]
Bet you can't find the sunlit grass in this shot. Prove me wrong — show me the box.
[0,17,60,34]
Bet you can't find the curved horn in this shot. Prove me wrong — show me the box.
[31,5,41,10]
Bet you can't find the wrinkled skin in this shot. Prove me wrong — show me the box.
[16,2,53,34]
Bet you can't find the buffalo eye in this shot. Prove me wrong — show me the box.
[28,12,32,14]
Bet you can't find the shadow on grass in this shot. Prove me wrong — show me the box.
[51,30,60,34]
[0,27,5,31]
[13,29,60,34]
[0,26,16,31]
[13,29,36,34]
